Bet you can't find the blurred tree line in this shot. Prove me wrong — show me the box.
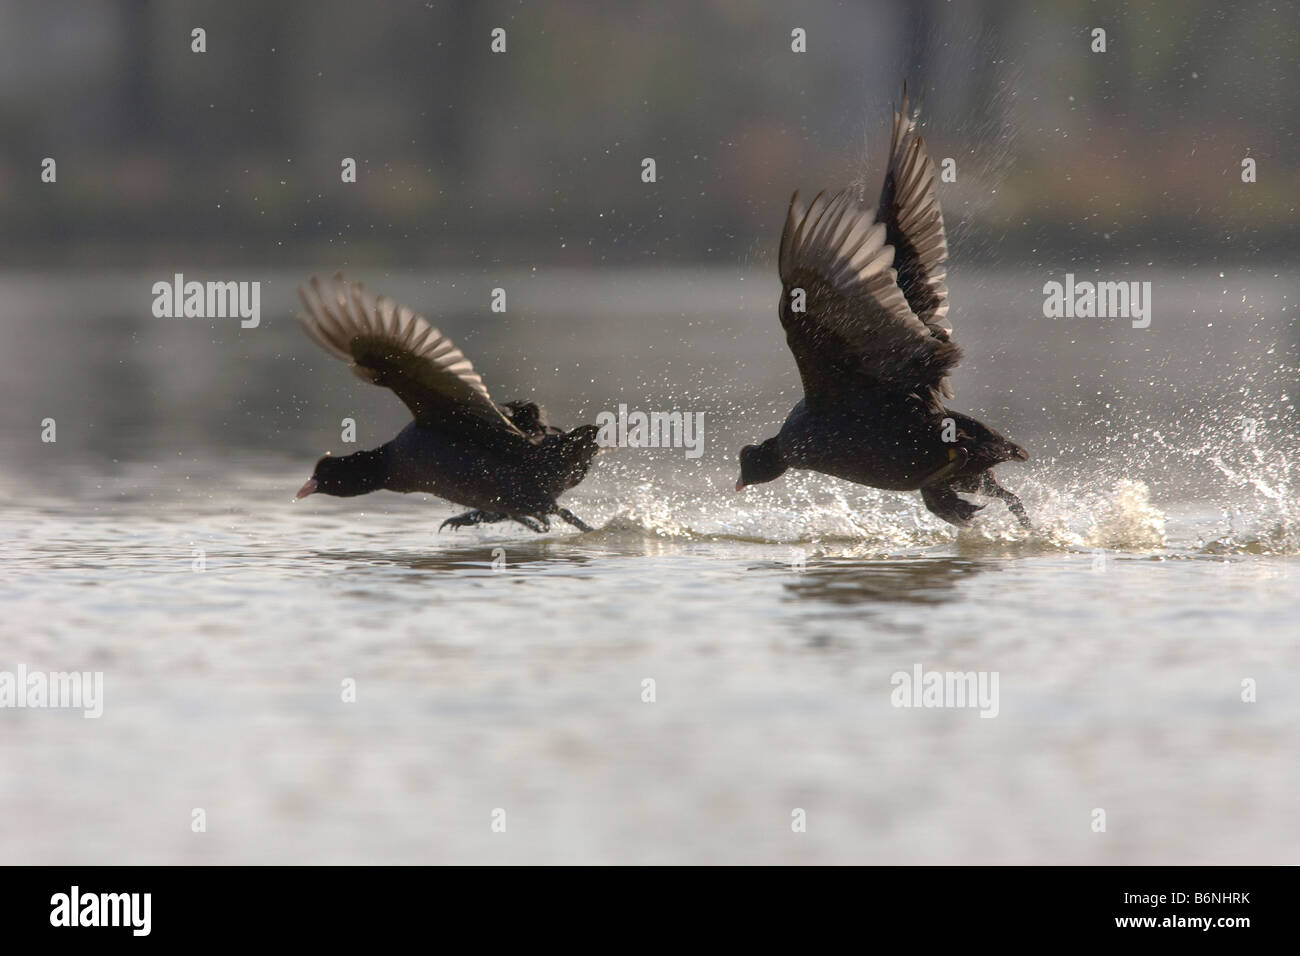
[0,0,1293,268]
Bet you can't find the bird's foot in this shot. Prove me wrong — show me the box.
[1004,495,1032,529]
[947,497,986,526]
[921,485,986,528]
[973,472,1033,529]
[439,510,506,532]
[514,515,550,533]
[554,507,596,532]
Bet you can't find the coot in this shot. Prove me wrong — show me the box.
[294,275,601,533]
[736,90,1031,528]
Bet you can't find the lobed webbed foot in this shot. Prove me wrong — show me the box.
[514,515,550,533]
[999,490,1032,529]
[440,510,508,532]
[972,471,1033,529]
[920,484,986,528]
[554,507,595,532]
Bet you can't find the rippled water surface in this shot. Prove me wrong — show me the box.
[1,269,1296,863]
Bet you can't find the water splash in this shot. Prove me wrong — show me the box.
[1083,479,1166,550]
[586,468,1186,557]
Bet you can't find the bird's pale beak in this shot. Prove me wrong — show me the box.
[295,478,318,499]
[735,477,746,492]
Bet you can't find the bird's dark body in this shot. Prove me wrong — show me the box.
[382,419,595,518]
[778,397,1025,491]
[778,396,947,490]
[767,396,1030,526]
[735,87,1031,529]
[293,275,601,533]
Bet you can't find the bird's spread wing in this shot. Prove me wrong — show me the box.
[297,274,523,437]
[778,188,961,408]
[876,86,950,338]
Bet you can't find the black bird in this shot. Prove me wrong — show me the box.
[736,90,1031,528]
[294,275,602,533]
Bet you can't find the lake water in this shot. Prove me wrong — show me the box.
[1,267,1296,864]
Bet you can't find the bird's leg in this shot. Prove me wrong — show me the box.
[920,483,985,528]
[920,445,969,487]
[554,507,595,532]
[976,472,1033,529]
[513,515,549,533]
[439,510,507,532]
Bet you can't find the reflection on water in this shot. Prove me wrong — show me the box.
[313,543,600,576]
[782,557,995,608]
[0,270,1297,864]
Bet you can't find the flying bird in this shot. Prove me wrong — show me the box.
[294,275,602,533]
[736,89,1031,528]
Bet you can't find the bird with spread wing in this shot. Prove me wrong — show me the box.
[736,88,1031,529]
[294,275,602,533]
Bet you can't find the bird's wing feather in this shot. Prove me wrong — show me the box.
[778,188,960,407]
[876,85,951,338]
[297,274,523,436]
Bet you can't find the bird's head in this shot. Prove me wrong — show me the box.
[296,449,387,499]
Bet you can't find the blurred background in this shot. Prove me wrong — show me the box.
[0,0,1294,270]
[0,0,1294,484]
